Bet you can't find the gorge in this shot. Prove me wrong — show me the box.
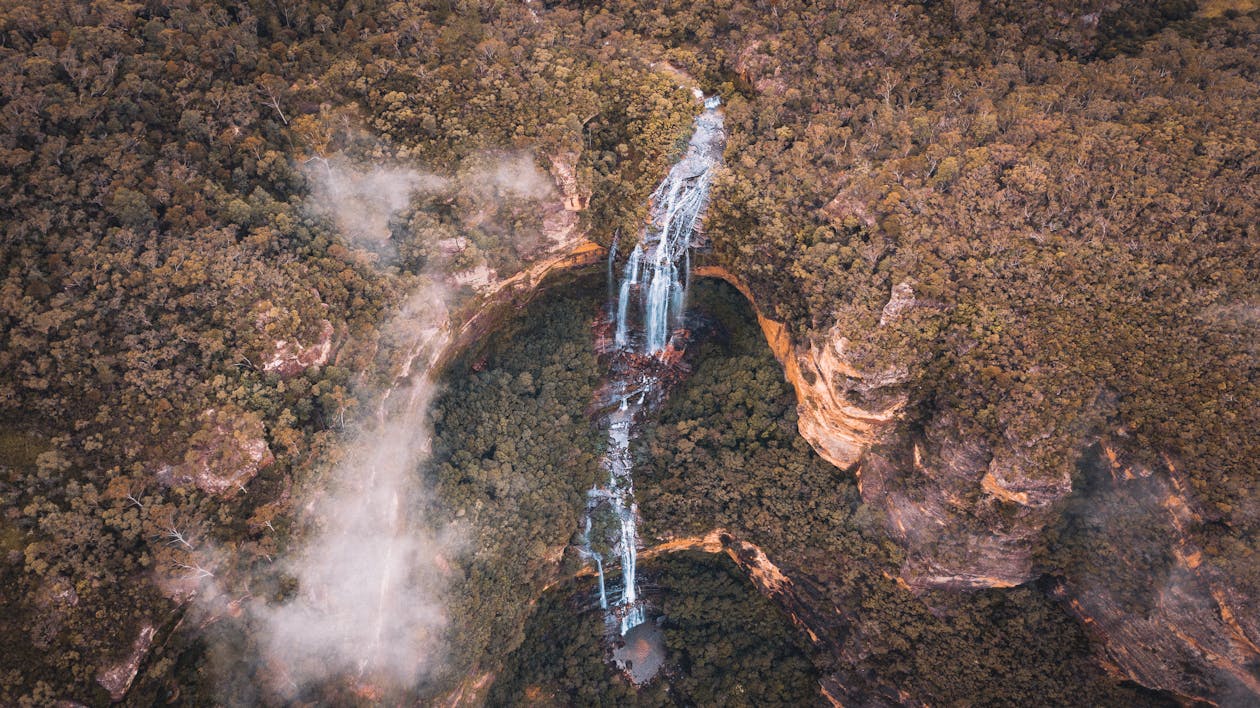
[1,1,1257,706]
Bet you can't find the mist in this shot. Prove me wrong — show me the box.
[462,151,556,200]
[251,285,458,694]
[304,157,448,246]
[225,149,558,696]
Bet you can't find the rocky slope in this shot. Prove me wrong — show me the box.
[694,264,1259,704]
[1052,444,1260,701]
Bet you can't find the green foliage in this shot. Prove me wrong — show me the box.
[653,553,820,706]
[1,0,1255,703]
[488,552,819,706]
[487,576,639,706]
[427,275,605,681]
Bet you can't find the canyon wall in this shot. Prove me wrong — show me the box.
[692,266,905,470]
[694,264,1260,704]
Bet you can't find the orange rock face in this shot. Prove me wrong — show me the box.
[693,265,905,470]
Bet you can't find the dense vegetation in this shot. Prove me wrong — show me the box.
[488,552,820,706]
[1,0,1256,704]
[599,0,1259,494]
[0,1,691,702]
[427,276,605,681]
[634,280,1167,705]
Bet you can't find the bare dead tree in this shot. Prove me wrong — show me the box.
[174,561,214,580]
[164,526,193,550]
[257,76,290,125]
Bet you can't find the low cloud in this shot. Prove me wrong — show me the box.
[304,157,448,246]
[462,151,556,201]
[229,149,559,696]
[249,285,460,696]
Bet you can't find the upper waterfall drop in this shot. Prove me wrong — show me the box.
[613,97,725,357]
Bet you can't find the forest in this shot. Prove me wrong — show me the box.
[0,0,1257,705]
[488,552,820,707]
[0,1,691,702]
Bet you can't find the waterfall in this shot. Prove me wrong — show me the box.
[614,245,642,349]
[595,556,608,610]
[581,97,725,642]
[614,99,724,357]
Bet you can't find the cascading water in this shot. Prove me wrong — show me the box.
[580,96,724,645]
[614,245,642,349]
[613,96,724,356]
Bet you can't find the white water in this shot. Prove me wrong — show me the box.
[614,96,724,356]
[581,98,724,639]
[614,245,642,349]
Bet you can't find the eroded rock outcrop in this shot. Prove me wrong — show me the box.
[695,265,1078,589]
[157,407,274,496]
[546,150,590,213]
[95,622,155,702]
[694,265,907,470]
[858,405,1075,589]
[263,319,334,378]
[697,263,1260,704]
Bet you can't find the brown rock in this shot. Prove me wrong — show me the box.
[95,622,154,702]
[546,152,589,212]
[1056,449,1260,703]
[157,407,274,496]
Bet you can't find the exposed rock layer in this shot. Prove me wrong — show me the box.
[157,407,274,496]
[693,265,1259,704]
[693,266,903,470]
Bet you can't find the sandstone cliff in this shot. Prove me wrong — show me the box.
[696,264,1259,704]
[1053,445,1260,702]
[693,266,906,470]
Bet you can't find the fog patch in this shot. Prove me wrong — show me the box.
[227,148,560,696]
[304,157,448,246]
[462,151,555,201]
[249,284,460,696]
[304,151,558,273]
